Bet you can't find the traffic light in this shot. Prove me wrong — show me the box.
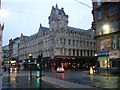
[37,63,40,67]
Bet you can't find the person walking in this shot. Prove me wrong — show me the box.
[4,66,7,71]
[8,66,10,74]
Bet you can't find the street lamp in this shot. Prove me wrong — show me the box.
[103,24,110,34]
[0,23,4,76]
[29,53,32,78]
[106,54,109,76]
[0,0,7,76]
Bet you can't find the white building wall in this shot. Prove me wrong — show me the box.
[18,5,96,60]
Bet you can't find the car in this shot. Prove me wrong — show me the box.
[56,67,64,73]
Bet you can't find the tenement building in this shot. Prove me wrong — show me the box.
[92,1,120,73]
[2,45,9,64]
[0,0,4,75]
[19,4,96,69]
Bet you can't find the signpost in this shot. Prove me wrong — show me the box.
[29,54,33,78]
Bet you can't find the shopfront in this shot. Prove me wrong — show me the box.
[97,51,110,69]
[109,50,120,71]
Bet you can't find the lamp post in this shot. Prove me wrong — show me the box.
[106,54,109,76]
[37,54,43,78]
[0,23,4,76]
[29,53,32,78]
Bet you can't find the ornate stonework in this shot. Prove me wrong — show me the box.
[19,5,96,61]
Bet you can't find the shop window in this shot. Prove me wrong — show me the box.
[112,60,119,69]
[99,60,110,68]
[98,57,110,68]
[118,36,120,48]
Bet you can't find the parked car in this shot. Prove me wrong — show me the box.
[56,67,64,73]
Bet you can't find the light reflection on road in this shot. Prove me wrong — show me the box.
[9,72,17,84]
[53,72,64,80]
[43,70,119,88]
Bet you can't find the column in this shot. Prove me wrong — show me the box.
[66,48,69,56]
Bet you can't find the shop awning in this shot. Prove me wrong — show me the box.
[98,57,107,61]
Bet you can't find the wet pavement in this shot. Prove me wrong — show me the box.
[1,70,120,89]
[43,70,120,89]
[2,71,61,89]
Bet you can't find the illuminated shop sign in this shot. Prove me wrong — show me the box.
[97,51,109,56]
[109,51,120,59]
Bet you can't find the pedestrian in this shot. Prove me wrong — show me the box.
[18,64,20,70]
[4,66,7,71]
[8,67,10,74]
[23,63,27,70]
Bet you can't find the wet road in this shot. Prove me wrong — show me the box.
[2,71,60,89]
[43,70,120,89]
[1,70,120,89]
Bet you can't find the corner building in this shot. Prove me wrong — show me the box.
[19,5,96,69]
[92,1,120,73]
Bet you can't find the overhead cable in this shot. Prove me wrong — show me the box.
[74,0,92,8]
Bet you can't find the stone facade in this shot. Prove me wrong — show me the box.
[12,37,20,60]
[19,4,96,61]
[0,23,4,75]
[2,45,9,62]
[92,1,120,72]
